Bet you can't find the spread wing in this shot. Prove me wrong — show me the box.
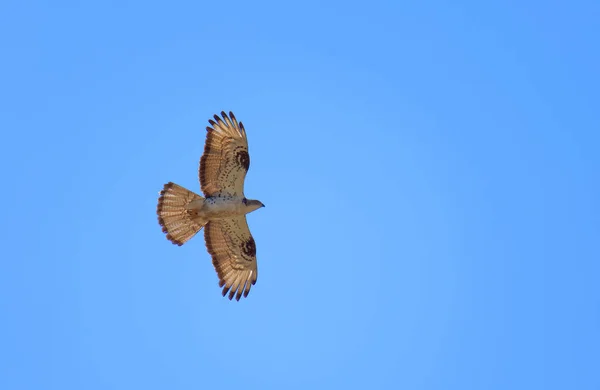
[199,111,249,197]
[204,216,258,301]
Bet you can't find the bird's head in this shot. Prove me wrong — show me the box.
[243,198,265,212]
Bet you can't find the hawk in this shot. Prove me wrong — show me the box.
[156,111,265,301]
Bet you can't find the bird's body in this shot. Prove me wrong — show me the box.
[156,111,264,301]
[198,195,263,220]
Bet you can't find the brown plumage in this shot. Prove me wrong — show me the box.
[157,182,206,246]
[199,111,249,197]
[156,111,264,301]
[204,217,258,300]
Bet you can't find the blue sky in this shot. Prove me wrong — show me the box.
[1,0,599,389]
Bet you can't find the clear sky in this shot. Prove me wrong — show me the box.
[1,1,599,389]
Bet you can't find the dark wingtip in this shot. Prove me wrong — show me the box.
[165,233,183,246]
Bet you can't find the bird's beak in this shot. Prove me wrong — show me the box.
[261,203,266,208]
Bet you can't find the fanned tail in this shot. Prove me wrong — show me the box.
[157,182,207,246]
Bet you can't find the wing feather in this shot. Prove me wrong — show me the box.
[204,216,258,301]
[199,111,250,197]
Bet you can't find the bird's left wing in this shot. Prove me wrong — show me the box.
[204,216,258,300]
[199,111,249,197]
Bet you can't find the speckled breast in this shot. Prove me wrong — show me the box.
[203,196,245,219]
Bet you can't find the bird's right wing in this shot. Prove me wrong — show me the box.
[199,111,249,197]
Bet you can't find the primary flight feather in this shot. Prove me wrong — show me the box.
[156,111,265,301]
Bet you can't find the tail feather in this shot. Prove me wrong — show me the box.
[157,182,207,246]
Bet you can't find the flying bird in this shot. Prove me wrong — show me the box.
[156,111,265,301]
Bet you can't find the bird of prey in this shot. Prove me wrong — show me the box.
[156,111,265,301]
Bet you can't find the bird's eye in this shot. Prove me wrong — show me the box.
[242,198,247,205]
